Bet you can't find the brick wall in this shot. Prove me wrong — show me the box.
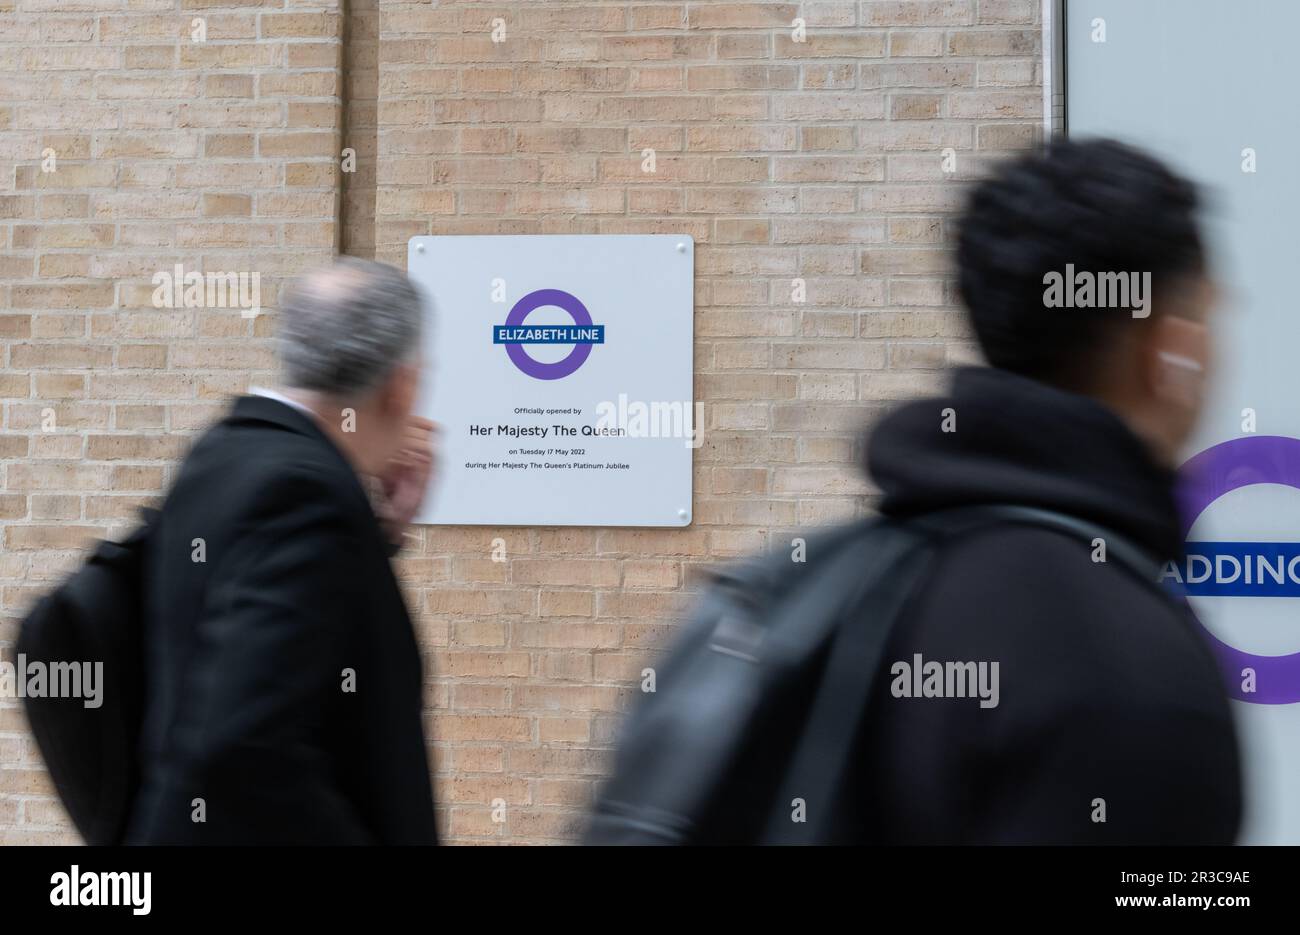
[0,0,1042,844]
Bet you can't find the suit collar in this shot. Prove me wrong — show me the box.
[228,392,333,443]
[226,394,369,489]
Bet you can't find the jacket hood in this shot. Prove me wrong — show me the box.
[865,366,1184,560]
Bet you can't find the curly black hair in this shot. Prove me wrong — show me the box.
[957,138,1206,386]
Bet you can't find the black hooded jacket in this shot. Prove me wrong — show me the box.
[855,366,1241,844]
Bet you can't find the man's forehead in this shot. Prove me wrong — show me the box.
[307,264,366,300]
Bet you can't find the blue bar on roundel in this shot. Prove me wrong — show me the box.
[1170,542,1300,597]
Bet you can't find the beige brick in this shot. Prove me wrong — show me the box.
[539,590,594,617]
[11,344,114,368]
[4,525,105,550]
[864,1,974,26]
[85,434,188,461]
[30,495,78,521]
[947,29,1039,56]
[430,716,531,744]
[203,193,253,217]
[0,486,31,515]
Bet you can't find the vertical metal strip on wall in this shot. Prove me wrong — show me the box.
[1042,0,1067,139]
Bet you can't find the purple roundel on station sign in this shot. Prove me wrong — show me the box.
[1176,435,1300,704]
[502,288,595,381]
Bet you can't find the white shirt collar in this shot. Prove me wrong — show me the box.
[249,386,317,420]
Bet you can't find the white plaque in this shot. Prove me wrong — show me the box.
[407,234,695,527]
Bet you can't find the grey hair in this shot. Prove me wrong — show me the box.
[277,257,424,396]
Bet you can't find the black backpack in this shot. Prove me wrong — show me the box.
[16,509,155,845]
[584,505,1160,845]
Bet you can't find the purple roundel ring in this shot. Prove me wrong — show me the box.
[1176,434,1300,704]
[502,288,594,381]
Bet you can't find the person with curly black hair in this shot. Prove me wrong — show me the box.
[857,138,1241,843]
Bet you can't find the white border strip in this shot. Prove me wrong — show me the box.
[1042,0,1055,135]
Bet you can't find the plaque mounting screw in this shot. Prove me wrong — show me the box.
[415,243,425,254]
[676,242,686,253]
[677,508,688,519]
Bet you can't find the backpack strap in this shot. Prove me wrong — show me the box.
[760,503,1166,844]
[761,522,935,844]
[910,503,1165,587]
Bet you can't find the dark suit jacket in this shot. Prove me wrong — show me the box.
[127,395,438,844]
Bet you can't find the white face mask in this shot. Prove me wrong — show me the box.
[1157,349,1207,409]
[1157,350,1204,373]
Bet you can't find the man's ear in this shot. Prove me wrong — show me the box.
[380,360,419,419]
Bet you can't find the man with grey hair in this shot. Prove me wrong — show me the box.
[127,258,439,844]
